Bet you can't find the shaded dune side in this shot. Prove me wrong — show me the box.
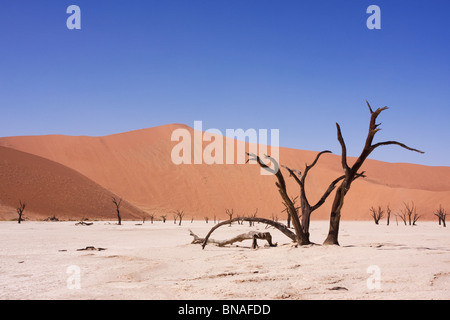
[0,146,145,221]
[1,124,449,221]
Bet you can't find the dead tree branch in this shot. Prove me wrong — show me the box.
[189,229,277,249]
[201,217,297,249]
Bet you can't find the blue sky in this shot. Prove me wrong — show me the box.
[0,0,449,166]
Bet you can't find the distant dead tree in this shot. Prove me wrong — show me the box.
[173,214,177,224]
[204,216,209,224]
[247,209,258,227]
[281,196,299,229]
[434,205,447,227]
[148,214,155,224]
[397,202,421,226]
[191,216,194,223]
[270,212,278,223]
[175,210,185,226]
[16,200,26,224]
[213,215,217,224]
[396,210,408,226]
[386,205,391,226]
[402,201,422,226]
[161,215,167,223]
[404,202,414,226]
[369,206,385,225]
[412,211,422,226]
[323,102,423,245]
[112,197,122,225]
[225,208,234,226]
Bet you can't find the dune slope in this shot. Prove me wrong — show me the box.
[0,146,145,221]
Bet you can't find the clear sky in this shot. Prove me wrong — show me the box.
[0,0,449,166]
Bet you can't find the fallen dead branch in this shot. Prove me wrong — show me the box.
[200,217,296,249]
[77,246,106,251]
[189,229,277,249]
[75,221,93,226]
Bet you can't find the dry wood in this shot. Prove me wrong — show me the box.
[201,217,297,249]
[369,206,385,225]
[189,229,277,249]
[247,153,309,245]
[323,101,423,245]
[434,205,447,227]
[75,221,93,226]
[16,200,26,224]
[112,197,122,225]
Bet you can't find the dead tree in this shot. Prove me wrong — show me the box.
[247,153,309,245]
[204,216,209,224]
[401,201,421,226]
[247,209,258,227]
[249,151,346,245]
[386,205,391,226]
[396,211,408,225]
[323,102,423,245]
[175,210,185,226]
[225,208,234,226]
[282,150,347,243]
[404,202,414,225]
[434,205,447,227]
[148,214,155,224]
[112,197,122,225]
[281,196,299,228]
[412,211,421,226]
[369,206,385,225]
[201,217,297,249]
[270,212,278,223]
[161,215,167,223]
[16,200,26,224]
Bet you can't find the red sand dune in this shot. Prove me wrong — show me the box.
[1,124,449,221]
[0,146,145,221]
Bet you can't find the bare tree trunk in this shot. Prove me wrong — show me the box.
[323,102,423,245]
[225,209,234,226]
[112,197,122,225]
[17,200,26,224]
[434,205,446,227]
[323,185,346,245]
[386,205,391,226]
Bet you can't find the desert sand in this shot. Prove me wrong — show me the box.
[0,124,449,221]
[0,220,448,300]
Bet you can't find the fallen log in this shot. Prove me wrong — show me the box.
[189,229,277,249]
[76,246,106,251]
[75,221,93,226]
[201,217,296,249]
